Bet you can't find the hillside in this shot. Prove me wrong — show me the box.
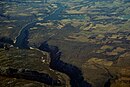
[0,0,130,87]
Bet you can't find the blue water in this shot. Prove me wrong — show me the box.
[15,3,65,49]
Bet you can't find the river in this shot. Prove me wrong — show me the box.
[15,3,65,49]
[14,3,92,87]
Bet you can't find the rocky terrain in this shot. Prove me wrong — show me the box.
[0,47,70,87]
[0,0,130,87]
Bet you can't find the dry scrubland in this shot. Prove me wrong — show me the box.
[0,0,130,87]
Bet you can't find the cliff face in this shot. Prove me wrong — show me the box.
[0,67,62,86]
[0,48,69,87]
[39,42,92,87]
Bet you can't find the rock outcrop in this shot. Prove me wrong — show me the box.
[39,41,92,87]
[0,37,14,45]
[0,67,62,86]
